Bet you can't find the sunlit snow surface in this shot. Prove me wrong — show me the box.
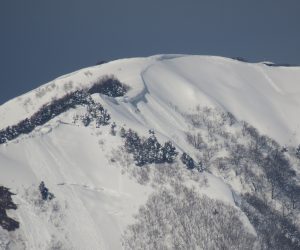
[0,55,299,249]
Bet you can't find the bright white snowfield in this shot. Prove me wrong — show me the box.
[0,55,300,249]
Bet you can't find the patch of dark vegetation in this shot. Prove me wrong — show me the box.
[88,75,129,97]
[0,75,129,144]
[0,90,111,144]
[0,186,19,231]
[80,101,110,127]
[181,152,204,172]
[123,129,178,166]
[241,194,300,250]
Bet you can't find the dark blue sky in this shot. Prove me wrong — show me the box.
[1,0,299,104]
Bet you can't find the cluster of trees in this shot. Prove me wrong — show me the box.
[88,75,129,97]
[183,106,300,248]
[185,107,300,210]
[0,91,89,144]
[0,186,19,231]
[122,127,205,171]
[0,89,112,144]
[241,194,300,249]
[80,100,110,127]
[123,129,178,166]
[123,185,257,250]
[238,122,300,206]
[0,75,128,144]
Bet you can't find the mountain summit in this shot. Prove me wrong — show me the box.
[0,55,300,249]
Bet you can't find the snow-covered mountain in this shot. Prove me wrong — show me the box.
[0,55,300,249]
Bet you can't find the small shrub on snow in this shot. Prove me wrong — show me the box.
[110,122,117,136]
[39,181,55,201]
[119,127,126,138]
[180,152,195,170]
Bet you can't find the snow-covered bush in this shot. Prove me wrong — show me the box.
[39,181,55,201]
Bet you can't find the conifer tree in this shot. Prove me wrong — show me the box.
[162,141,178,163]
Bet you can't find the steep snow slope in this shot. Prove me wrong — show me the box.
[0,110,240,249]
[0,55,300,249]
[0,121,153,249]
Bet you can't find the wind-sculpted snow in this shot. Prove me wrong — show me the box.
[139,56,300,146]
